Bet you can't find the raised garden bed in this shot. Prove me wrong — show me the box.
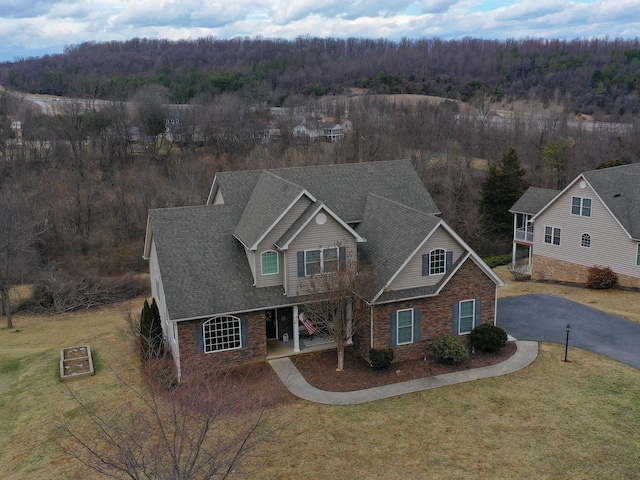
[60,345,94,381]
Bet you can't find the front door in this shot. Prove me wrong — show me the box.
[265,310,278,340]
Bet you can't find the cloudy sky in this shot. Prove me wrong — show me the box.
[1,0,640,63]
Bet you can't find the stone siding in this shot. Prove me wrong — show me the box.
[178,311,267,376]
[369,259,497,363]
[532,255,640,289]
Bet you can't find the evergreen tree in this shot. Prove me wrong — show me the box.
[478,147,528,241]
[140,299,152,358]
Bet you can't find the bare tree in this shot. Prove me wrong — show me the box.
[300,254,375,371]
[0,185,43,328]
[60,312,282,480]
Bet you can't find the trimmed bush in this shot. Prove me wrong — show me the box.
[369,348,395,370]
[587,266,618,289]
[470,324,508,352]
[483,254,512,268]
[432,334,469,365]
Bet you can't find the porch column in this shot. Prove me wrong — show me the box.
[346,299,354,346]
[293,305,300,353]
[511,241,517,270]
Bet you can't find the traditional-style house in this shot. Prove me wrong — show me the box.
[510,162,640,288]
[143,160,504,379]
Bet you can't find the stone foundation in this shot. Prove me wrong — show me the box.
[532,255,640,289]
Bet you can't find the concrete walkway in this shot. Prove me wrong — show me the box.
[268,340,538,405]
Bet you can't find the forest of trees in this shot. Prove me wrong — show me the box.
[1,36,639,314]
[3,36,640,119]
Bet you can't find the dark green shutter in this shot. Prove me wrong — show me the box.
[422,254,429,276]
[339,247,346,270]
[297,251,304,277]
[196,323,204,353]
[241,318,249,348]
[452,302,460,336]
[474,298,482,328]
[445,251,453,271]
[413,308,421,343]
[390,311,397,347]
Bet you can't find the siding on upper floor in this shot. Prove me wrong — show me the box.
[254,196,313,288]
[387,226,465,291]
[286,212,358,296]
[534,179,640,279]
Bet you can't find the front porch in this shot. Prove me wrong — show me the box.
[266,336,336,359]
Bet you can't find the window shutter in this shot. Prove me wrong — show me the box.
[452,302,460,336]
[422,254,429,276]
[413,308,421,343]
[241,318,249,348]
[474,298,482,328]
[297,251,304,277]
[445,251,453,272]
[339,247,346,270]
[196,323,204,353]
[390,311,397,347]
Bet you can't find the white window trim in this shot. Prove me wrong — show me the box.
[203,316,242,353]
[429,248,446,276]
[304,247,340,276]
[396,308,414,345]
[458,299,476,336]
[260,250,279,276]
[636,244,640,267]
[580,233,591,248]
[571,196,592,217]
[544,226,561,246]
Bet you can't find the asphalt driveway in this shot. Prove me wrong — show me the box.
[497,294,640,370]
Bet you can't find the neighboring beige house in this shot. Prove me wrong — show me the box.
[510,162,640,288]
[143,160,504,380]
[293,120,345,141]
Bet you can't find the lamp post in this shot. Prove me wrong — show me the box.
[564,324,571,362]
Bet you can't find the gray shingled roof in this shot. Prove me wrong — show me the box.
[149,205,294,321]
[583,162,640,239]
[355,194,441,297]
[215,160,440,222]
[233,171,308,249]
[510,187,559,215]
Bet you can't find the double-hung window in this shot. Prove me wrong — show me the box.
[458,299,475,335]
[304,247,339,276]
[429,249,446,275]
[260,251,279,275]
[637,244,640,267]
[544,226,561,246]
[203,316,242,353]
[396,309,414,345]
[571,196,592,217]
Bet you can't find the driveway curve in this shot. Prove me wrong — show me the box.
[497,294,640,370]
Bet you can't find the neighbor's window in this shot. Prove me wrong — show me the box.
[458,299,475,335]
[637,244,640,266]
[323,247,339,273]
[260,251,279,275]
[396,309,414,345]
[581,233,591,248]
[429,248,446,275]
[571,196,592,217]
[544,226,561,246]
[203,316,241,353]
[304,249,321,276]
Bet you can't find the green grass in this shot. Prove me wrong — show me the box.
[1,294,640,478]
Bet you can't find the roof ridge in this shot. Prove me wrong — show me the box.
[366,192,439,217]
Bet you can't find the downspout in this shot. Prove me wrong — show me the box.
[370,305,374,349]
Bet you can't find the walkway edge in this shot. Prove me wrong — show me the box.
[268,341,538,405]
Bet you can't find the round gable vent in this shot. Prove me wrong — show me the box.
[579,180,586,189]
[315,213,327,225]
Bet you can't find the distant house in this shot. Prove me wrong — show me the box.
[143,160,504,380]
[510,163,640,288]
[251,124,280,143]
[293,120,345,141]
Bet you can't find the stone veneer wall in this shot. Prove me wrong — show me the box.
[363,259,497,363]
[532,255,640,289]
[178,310,267,376]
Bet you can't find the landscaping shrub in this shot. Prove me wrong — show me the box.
[586,266,619,289]
[140,298,164,359]
[483,254,512,268]
[432,334,469,365]
[470,324,508,352]
[368,348,394,370]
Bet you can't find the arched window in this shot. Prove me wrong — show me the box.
[261,251,279,275]
[429,249,446,275]
[581,233,591,248]
[202,316,241,353]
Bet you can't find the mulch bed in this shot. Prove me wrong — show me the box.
[204,341,517,412]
